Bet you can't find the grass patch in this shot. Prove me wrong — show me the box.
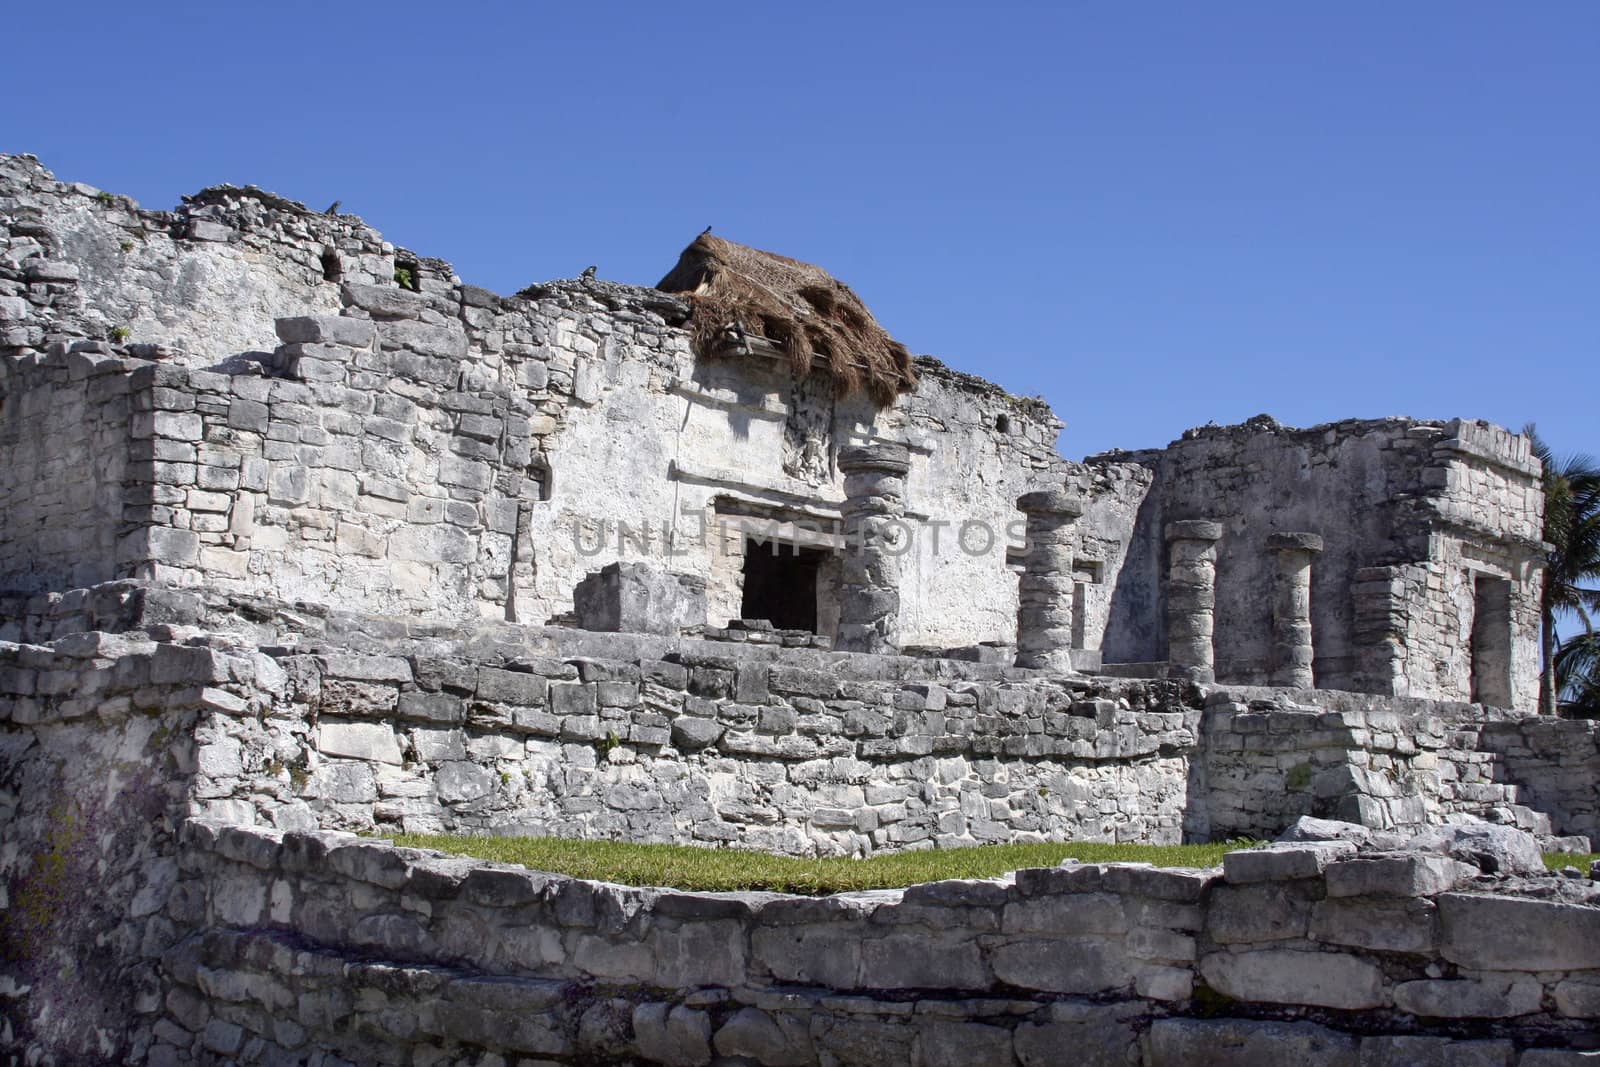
[1543,852,1599,872]
[387,835,1254,894]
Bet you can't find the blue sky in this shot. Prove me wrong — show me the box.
[7,2,1596,460]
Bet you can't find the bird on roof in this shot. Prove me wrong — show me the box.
[580,265,597,279]
[324,200,341,215]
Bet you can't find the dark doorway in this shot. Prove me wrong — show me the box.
[740,540,825,632]
[1470,574,1513,707]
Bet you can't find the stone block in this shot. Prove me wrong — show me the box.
[380,318,468,359]
[1207,883,1312,943]
[751,924,861,988]
[1395,975,1542,1019]
[397,690,464,724]
[1554,977,1600,1019]
[859,931,988,990]
[1099,863,1219,902]
[671,716,724,750]
[712,1007,812,1067]
[1015,1012,1140,1067]
[1309,897,1435,954]
[476,667,547,707]
[1002,892,1127,935]
[320,679,399,717]
[990,937,1129,994]
[317,721,402,765]
[573,561,707,636]
[1407,823,1545,876]
[436,761,496,803]
[320,654,412,683]
[1222,842,1356,883]
[1439,893,1600,971]
[1148,1018,1357,1067]
[1198,948,1385,1010]
[342,282,426,319]
[1359,1036,1514,1067]
[274,315,374,347]
[551,682,596,715]
[1324,853,1473,898]
[634,1003,713,1067]
[311,762,377,803]
[913,1020,1014,1067]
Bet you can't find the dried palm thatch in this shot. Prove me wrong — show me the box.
[655,234,917,406]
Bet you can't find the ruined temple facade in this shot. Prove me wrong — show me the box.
[0,154,1544,712]
[7,155,1599,1066]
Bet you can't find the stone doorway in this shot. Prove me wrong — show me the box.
[740,539,826,632]
[1470,573,1513,707]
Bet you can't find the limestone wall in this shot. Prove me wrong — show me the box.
[0,632,241,1062]
[0,351,133,592]
[154,821,1600,1066]
[0,153,390,362]
[7,153,1543,680]
[3,624,1598,1062]
[4,152,1127,652]
[180,633,1201,854]
[1197,689,1600,842]
[6,615,1595,867]
[1094,416,1545,710]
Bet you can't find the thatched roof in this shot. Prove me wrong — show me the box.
[655,234,917,405]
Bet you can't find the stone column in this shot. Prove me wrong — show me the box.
[1165,520,1223,682]
[835,443,912,654]
[1014,490,1084,671]
[1267,532,1323,688]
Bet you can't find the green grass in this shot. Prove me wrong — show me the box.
[387,835,1253,894]
[1543,852,1599,872]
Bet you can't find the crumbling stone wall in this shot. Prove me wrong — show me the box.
[0,632,264,1063]
[151,822,1600,1066]
[170,630,1202,854]
[3,152,1127,653]
[1093,416,1544,710]
[0,351,133,592]
[1197,689,1600,843]
[3,621,1598,1062]
[0,153,391,361]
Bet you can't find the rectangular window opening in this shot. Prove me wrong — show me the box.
[394,260,422,291]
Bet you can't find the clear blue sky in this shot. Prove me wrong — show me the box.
[8,2,1596,460]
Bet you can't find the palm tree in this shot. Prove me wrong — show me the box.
[1525,425,1600,715]
[1556,630,1600,718]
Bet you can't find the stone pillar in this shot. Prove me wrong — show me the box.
[1165,520,1223,682]
[1267,532,1323,689]
[835,443,912,654]
[1014,490,1084,671]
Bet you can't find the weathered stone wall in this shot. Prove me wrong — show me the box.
[176,630,1202,854]
[1197,689,1600,843]
[3,625,1598,1062]
[150,821,1600,1066]
[0,351,134,593]
[4,152,1142,653]
[0,632,264,1063]
[5,153,1547,686]
[7,614,1595,867]
[0,153,391,362]
[1093,416,1544,710]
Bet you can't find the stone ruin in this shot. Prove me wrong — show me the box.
[0,153,1596,1064]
